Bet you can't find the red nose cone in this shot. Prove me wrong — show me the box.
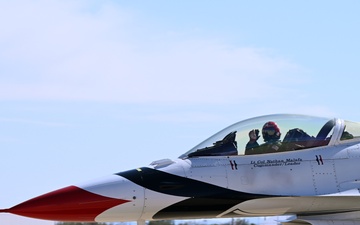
[5,186,130,221]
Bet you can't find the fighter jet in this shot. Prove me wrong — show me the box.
[2,114,360,225]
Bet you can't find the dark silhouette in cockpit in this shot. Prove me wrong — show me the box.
[245,129,260,155]
[341,130,354,140]
[282,128,314,151]
[188,131,238,157]
[282,119,336,151]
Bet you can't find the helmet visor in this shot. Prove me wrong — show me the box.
[263,128,276,136]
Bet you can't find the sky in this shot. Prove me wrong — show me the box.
[1,0,360,224]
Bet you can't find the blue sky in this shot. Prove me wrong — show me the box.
[1,1,360,224]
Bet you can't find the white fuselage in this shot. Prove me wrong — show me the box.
[87,141,360,222]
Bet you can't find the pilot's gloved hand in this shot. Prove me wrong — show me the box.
[249,129,260,141]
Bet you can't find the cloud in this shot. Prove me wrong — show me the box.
[0,0,304,104]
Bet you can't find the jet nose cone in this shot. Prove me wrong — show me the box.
[6,185,129,221]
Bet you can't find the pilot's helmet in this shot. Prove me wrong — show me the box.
[262,121,281,142]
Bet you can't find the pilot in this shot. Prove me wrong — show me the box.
[245,129,260,155]
[258,121,282,153]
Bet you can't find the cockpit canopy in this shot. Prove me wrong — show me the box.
[180,114,360,158]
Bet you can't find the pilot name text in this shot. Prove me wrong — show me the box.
[250,158,302,167]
